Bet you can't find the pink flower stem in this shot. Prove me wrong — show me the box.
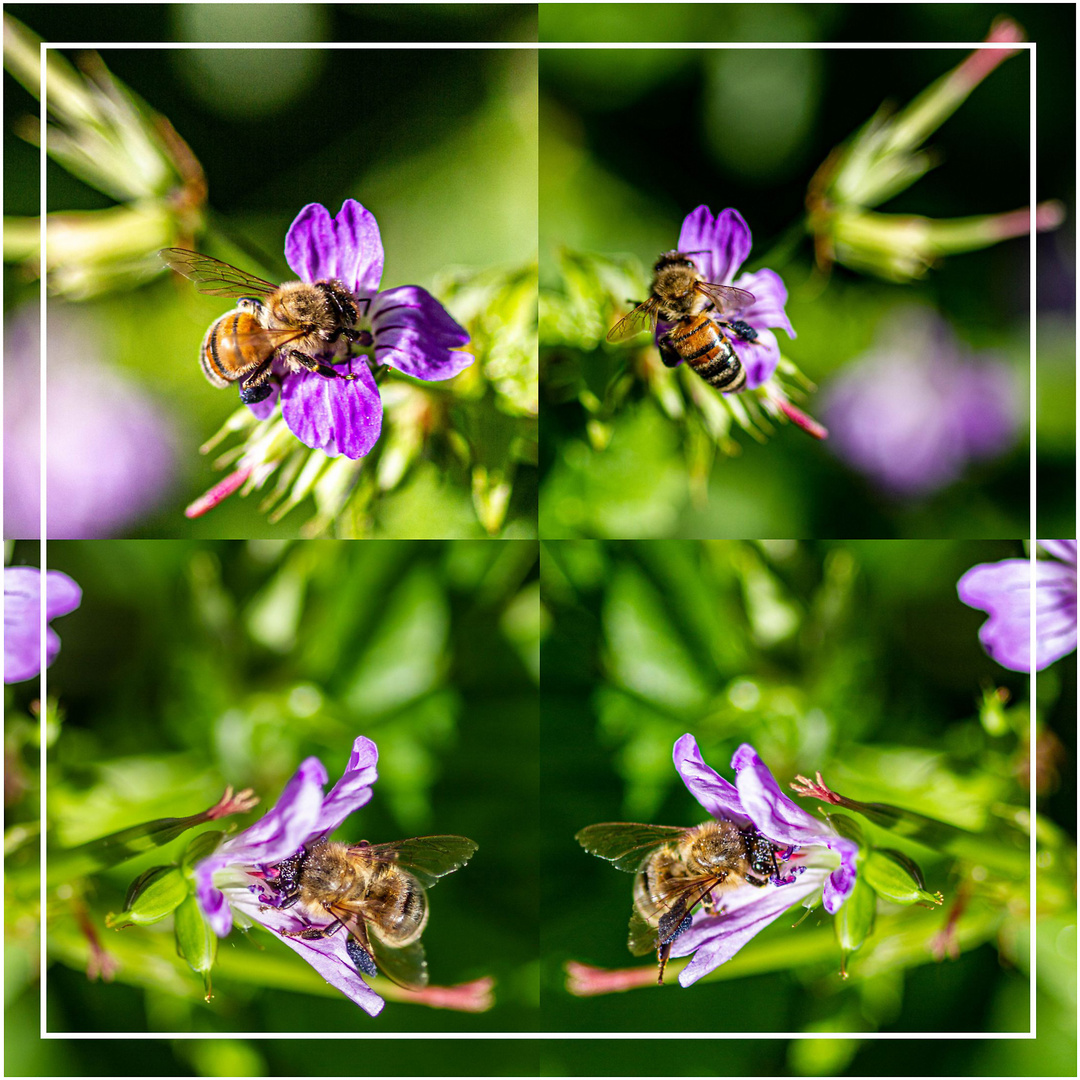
[564,960,684,996]
[952,17,1025,90]
[776,399,829,441]
[379,976,495,1012]
[185,465,253,518]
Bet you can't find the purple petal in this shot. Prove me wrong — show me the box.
[959,559,1078,672]
[731,328,780,390]
[270,921,385,1016]
[1038,540,1077,565]
[671,869,825,985]
[822,849,859,914]
[371,287,473,381]
[4,567,43,683]
[731,268,796,340]
[285,201,384,295]
[44,571,82,620]
[731,744,835,848]
[672,734,750,826]
[677,206,752,285]
[194,853,238,937]
[281,362,383,460]
[44,626,62,668]
[231,892,386,1015]
[4,567,82,683]
[314,735,380,836]
[230,756,330,858]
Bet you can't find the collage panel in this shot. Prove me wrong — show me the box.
[540,539,1074,1063]
[4,3,538,541]
[538,5,1073,540]
[6,539,539,1061]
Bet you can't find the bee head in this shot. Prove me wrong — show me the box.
[272,846,308,907]
[743,829,780,884]
[655,250,697,274]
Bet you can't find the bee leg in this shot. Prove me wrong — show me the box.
[346,937,379,977]
[238,359,276,405]
[657,335,682,368]
[656,940,673,985]
[287,349,359,382]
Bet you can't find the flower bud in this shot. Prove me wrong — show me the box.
[862,848,943,906]
[174,893,217,999]
[834,873,876,976]
[106,865,188,928]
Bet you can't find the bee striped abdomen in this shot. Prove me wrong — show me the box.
[661,314,746,393]
[201,309,263,386]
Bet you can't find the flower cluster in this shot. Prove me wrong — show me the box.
[822,309,1021,498]
[806,18,1063,281]
[667,735,857,985]
[958,540,1077,672]
[667,206,797,393]
[231,199,472,462]
[192,735,385,1015]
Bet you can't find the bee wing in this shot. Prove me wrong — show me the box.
[160,248,280,298]
[575,822,689,872]
[628,874,719,955]
[606,298,660,343]
[627,908,660,956]
[214,322,309,371]
[350,836,478,890]
[695,281,755,317]
[367,932,429,990]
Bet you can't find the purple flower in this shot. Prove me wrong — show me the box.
[4,304,177,539]
[4,567,82,683]
[244,200,472,461]
[668,734,858,987]
[958,540,1077,672]
[193,735,384,1015]
[822,310,1021,499]
[666,206,796,389]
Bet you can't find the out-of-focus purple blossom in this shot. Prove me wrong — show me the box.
[663,206,795,390]
[4,566,82,683]
[958,541,1077,672]
[243,200,472,461]
[668,735,857,987]
[192,735,384,1015]
[821,309,1022,498]
[3,304,177,539]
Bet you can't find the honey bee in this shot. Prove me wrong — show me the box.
[272,834,478,989]
[576,819,790,984]
[606,251,759,394]
[160,248,369,405]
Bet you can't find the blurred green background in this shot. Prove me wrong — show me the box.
[540,539,1075,1072]
[537,4,1075,539]
[5,538,541,1072]
[4,4,538,539]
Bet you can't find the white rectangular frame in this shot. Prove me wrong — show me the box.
[38,31,1037,1043]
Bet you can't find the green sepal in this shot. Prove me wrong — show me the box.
[105,864,189,928]
[863,848,943,906]
[181,830,225,876]
[174,894,218,999]
[828,813,864,846]
[48,816,219,886]
[835,873,876,974]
